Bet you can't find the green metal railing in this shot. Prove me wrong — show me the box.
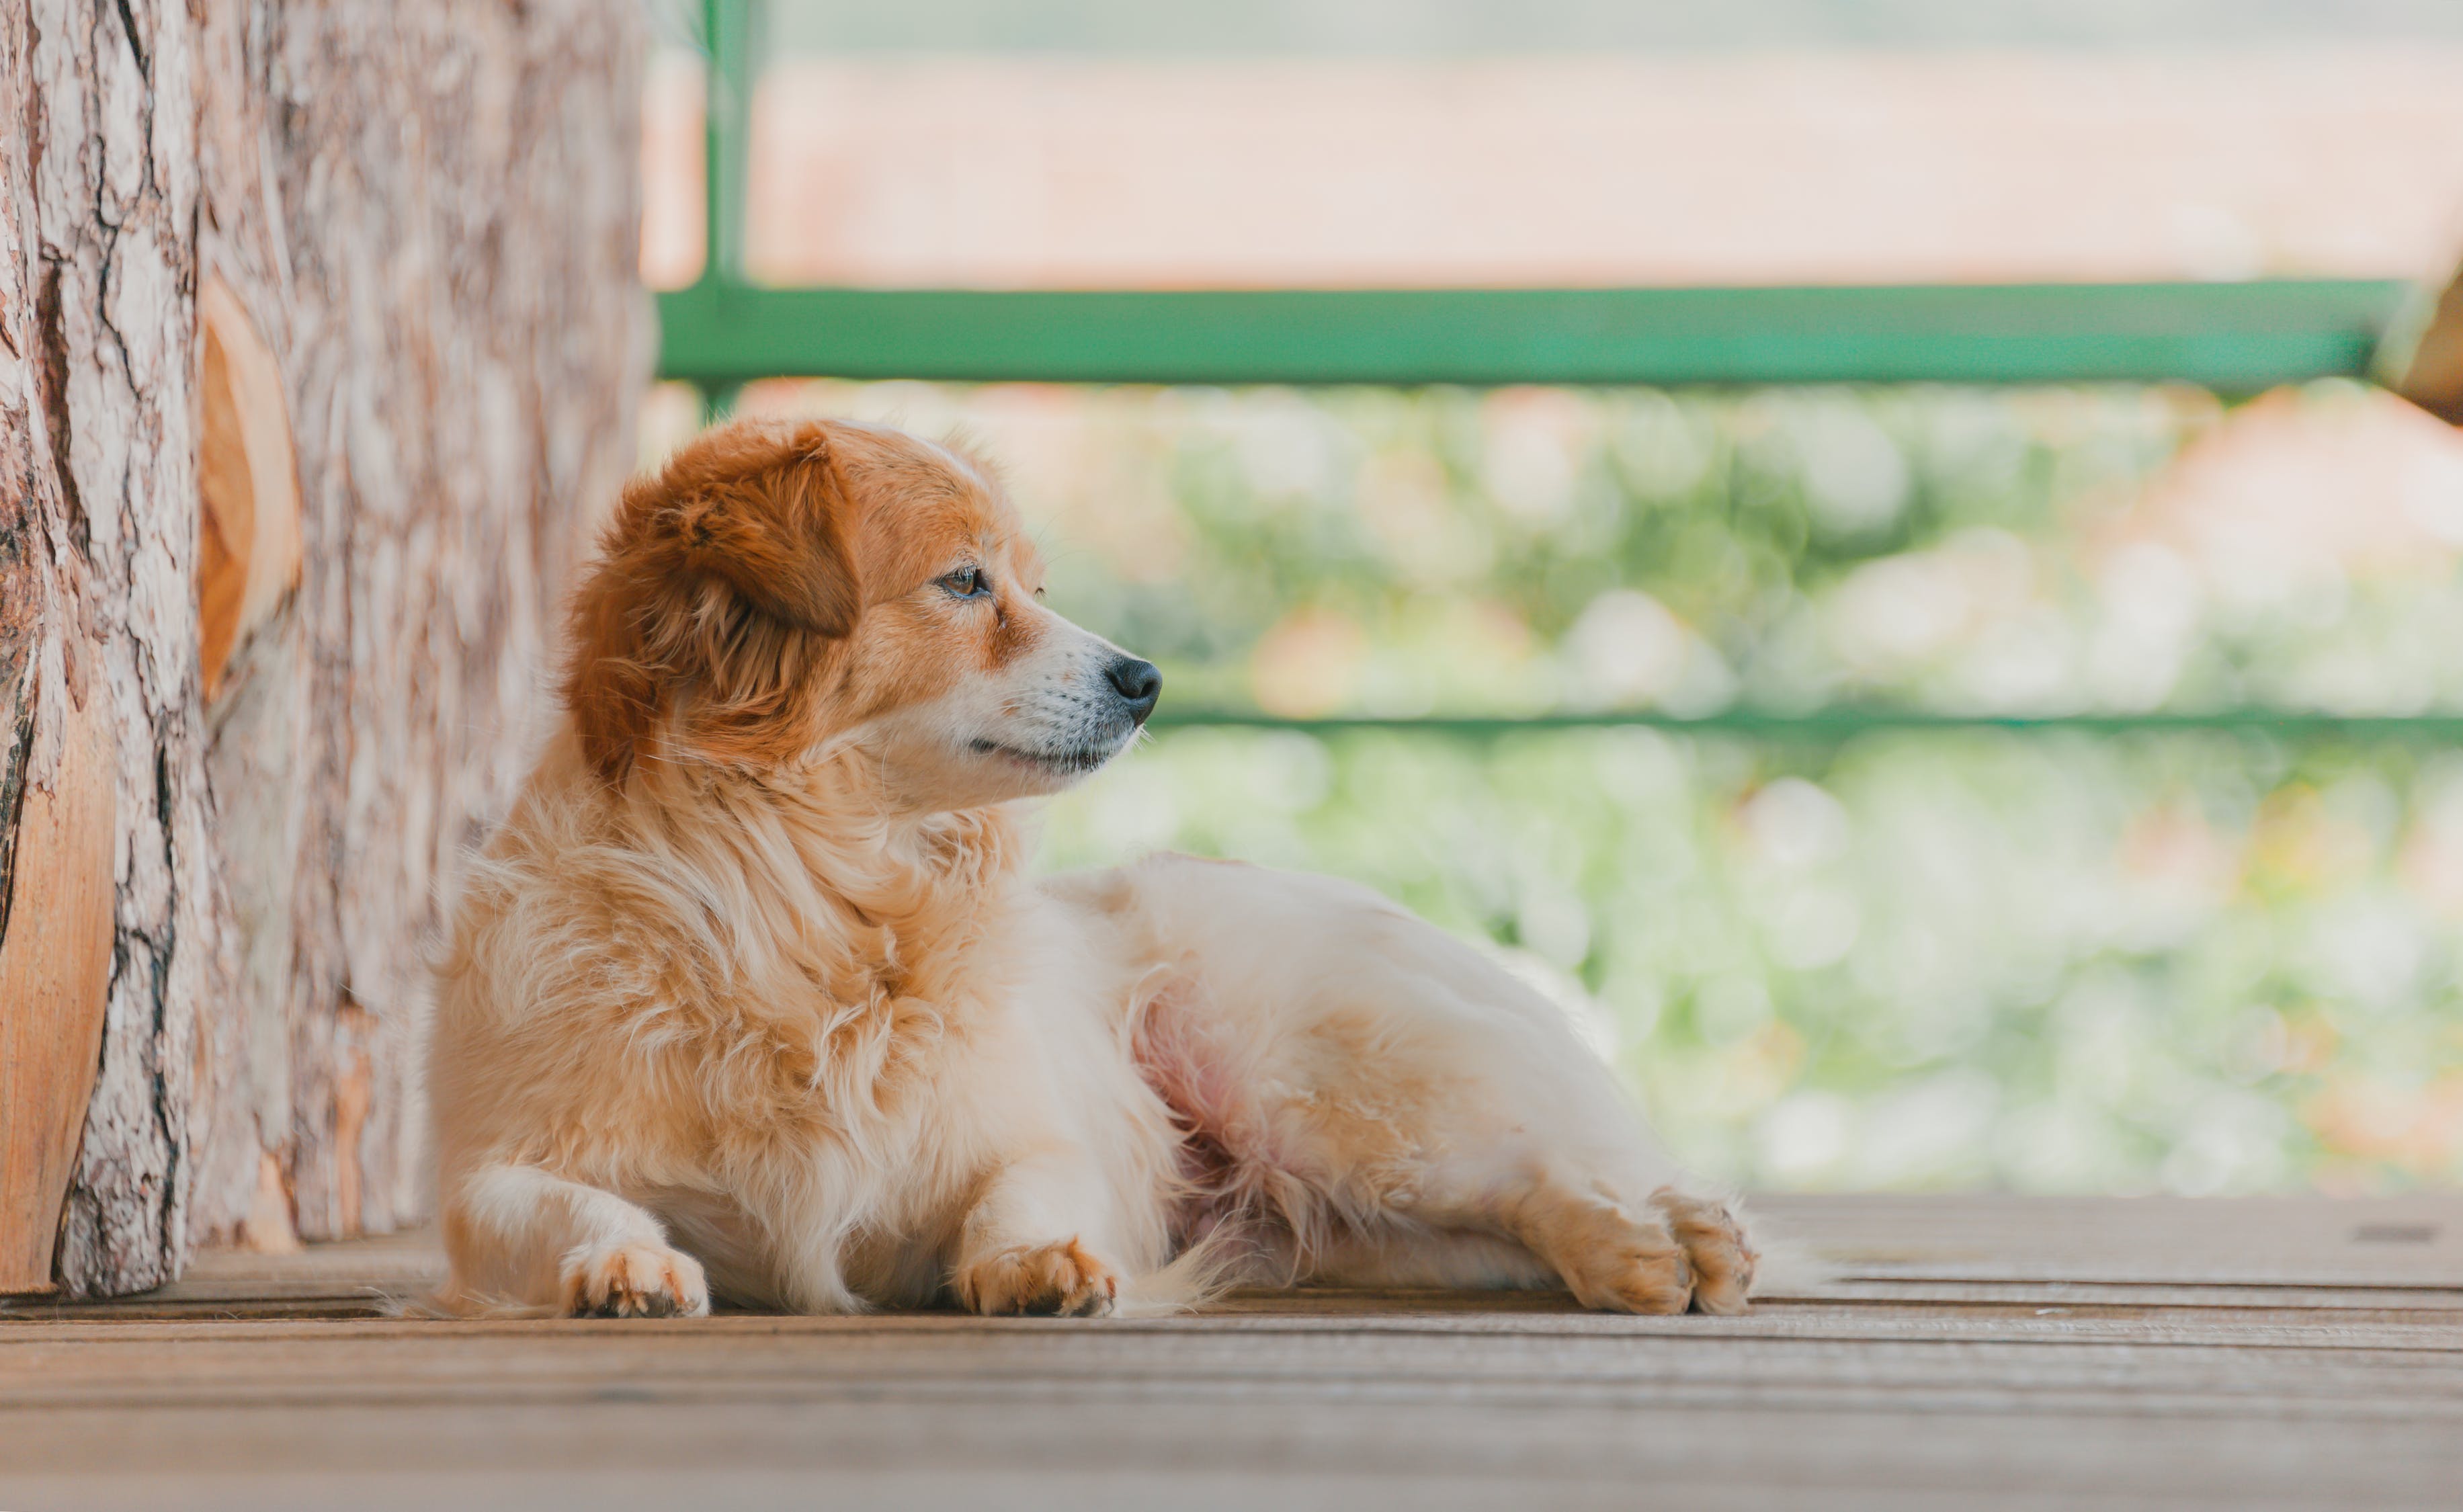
[1140,712,2463,740]
[659,279,2410,394]
[655,0,2440,743]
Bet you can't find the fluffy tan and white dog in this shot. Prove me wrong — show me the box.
[428,416,1761,1319]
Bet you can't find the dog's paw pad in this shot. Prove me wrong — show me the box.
[1651,1189,1758,1316]
[955,1237,1120,1317]
[561,1241,710,1319]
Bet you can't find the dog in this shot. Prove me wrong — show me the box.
[427,415,1761,1318]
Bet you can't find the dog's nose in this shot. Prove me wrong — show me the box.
[1105,657,1162,724]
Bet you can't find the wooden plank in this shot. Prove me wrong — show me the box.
[1752,1192,2463,1287]
[6,1322,2463,1505]
[11,1296,2463,1361]
[7,1327,2463,1455]
[3,1396,2456,1512]
[1802,1278,2463,1312]
[17,1191,2461,1315]
[0,685,117,1294]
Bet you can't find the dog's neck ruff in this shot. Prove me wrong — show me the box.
[601,739,1029,993]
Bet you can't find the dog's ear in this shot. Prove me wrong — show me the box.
[670,435,863,637]
[563,424,865,782]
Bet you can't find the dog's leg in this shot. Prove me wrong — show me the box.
[1483,1177,1755,1316]
[1114,855,1763,1314]
[948,1147,1122,1316]
[442,1163,710,1318]
[1289,1142,1752,1315]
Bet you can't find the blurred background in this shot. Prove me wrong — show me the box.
[640,0,2463,1198]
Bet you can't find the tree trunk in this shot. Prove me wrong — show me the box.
[0,0,644,1296]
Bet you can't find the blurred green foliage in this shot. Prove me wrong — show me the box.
[1021,383,2214,718]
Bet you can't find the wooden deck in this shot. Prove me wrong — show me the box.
[5,1194,2462,1509]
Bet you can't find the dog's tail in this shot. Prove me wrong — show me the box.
[1112,1226,1261,1317]
[389,1284,564,1320]
[1733,1199,1841,1298]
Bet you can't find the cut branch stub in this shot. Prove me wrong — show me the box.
[196,277,302,700]
[0,677,118,1294]
[2388,260,2463,427]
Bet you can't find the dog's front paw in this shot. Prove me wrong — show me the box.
[561,1241,710,1318]
[954,1237,1120,1317]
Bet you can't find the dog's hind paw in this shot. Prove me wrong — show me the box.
[1558,1228,1696,1315]
[561,1241,710,1318]
[954,1237,1120,1317]
[1520,1185,1757,1315]
[1651,1189,1759,1316]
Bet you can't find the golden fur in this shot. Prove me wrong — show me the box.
[429,416,1761,1318]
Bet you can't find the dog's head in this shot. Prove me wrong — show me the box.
[562,417,1159,810]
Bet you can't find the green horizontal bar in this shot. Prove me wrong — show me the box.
[656,280,2408,390]
[1144,710,2463,740]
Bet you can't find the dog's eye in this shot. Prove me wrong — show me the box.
[938,566,990,599]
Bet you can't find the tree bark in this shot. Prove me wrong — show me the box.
[0,0,644,1296]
